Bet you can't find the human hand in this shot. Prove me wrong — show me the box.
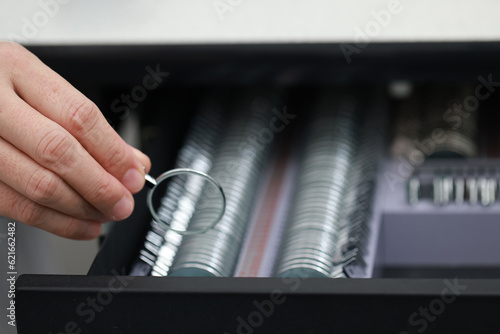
[0,42,151,240]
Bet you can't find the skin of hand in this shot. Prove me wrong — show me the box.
[0,41,151,240]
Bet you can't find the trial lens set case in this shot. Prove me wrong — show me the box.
[17,43,500,334]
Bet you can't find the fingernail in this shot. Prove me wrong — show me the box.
[122,168,145,193]
[112,196,133,221]
[132,147,151,173]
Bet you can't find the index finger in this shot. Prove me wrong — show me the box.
[7,44,150,194]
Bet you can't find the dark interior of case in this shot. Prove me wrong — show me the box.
[16,42,500,334]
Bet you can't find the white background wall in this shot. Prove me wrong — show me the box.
[1,0,500,45]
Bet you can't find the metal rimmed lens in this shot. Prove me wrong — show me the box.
[146,168,226,235]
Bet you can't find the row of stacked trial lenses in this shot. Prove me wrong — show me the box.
[129,91,226,276]
[408,168,500,206]
[335,93,387,278]
[274,90,360,278]
[169,90,283,277]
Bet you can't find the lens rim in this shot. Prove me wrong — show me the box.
[147,168,226,235]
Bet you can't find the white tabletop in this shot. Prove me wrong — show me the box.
[1,0,500,45]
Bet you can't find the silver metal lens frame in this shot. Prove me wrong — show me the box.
[146,168,226,235]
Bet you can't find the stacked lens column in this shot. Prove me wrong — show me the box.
[130,92,225,276]
[169,91,282,277]
[337,94,387,278]
[274,91,360,278]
